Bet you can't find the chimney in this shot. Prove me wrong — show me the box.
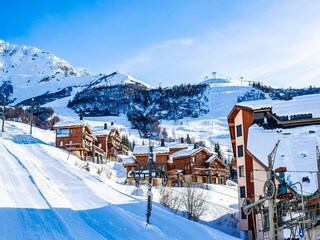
[79,114,84,121]
[161,139,165,147]
[181,137,184,143]
[104,123,108,129]
[111,122,114,126]
[194,143,199,149]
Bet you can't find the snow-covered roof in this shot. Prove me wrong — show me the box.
[92,126,117,136]
[170,147,203,158]
[117,155,136,164]
[205,153,219,163]
[237,94,320,118]
[247,124,320,195]
[133,145,169,154]
[166,142,189,149]
[53,120,87,128]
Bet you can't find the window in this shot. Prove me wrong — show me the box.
[59,141,63,147]
[240,186,246,198]
[237,145,244,158]
[239,165,245,177]
[57,128,71,137]
[241,207,247,219]
[69,140,72,144]
[236,124,242,137]
[99,143,102,148]
[192,157,195,163]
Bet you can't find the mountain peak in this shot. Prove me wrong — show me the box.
[0,39,90,78]
[91,71,154,89]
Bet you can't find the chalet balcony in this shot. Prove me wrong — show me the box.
[84,132,95,142]
[193,168,227,176]
[66,143,91,152]
[92,145,105,156]
[66,143,105,156]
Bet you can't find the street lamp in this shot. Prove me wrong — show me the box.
[146,141,154,224]
[291,182,306,239]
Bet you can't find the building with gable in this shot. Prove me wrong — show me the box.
[228,94,320,240]
[53,120,128,163]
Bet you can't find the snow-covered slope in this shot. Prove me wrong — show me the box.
[0,39,89,78]
[0,40,153,105]
[0,120,239,239]
[90,71,154,89]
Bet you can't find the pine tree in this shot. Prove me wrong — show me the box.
[214,142,222,159]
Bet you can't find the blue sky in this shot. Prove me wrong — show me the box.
[1,0,320,87]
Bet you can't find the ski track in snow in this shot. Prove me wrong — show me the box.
[0,120,240,240]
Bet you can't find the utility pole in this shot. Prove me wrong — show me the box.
[30,98,34,135]
[2,94,6,132]
[267,140,280,240]
[146,142,154,224]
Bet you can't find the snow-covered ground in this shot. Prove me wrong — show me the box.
[0,120,239,239]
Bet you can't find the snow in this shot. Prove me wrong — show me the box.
[52,119,87,128]
[205,154,219,163]
[118,154,136,164]
[0,120,240,239]
[133,145,169,155]
[248,124,320,195]
[170,147,202,158]
[91,71,154,89]
[237,94,320,117]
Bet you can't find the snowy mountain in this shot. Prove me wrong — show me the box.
[91,71,154,89]
[0,120,239,239]
[0,40,152,105]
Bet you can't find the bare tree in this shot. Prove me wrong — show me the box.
[159,186,208,221]
[181,186,208,221]
[159,187,181,214]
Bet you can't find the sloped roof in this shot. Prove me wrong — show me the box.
[53,120,87,128]
[118,154,136,164]
[133,145,169,155]
[205,153,219,163]
[166,142,189,149]
[247,124,320,195]
[169,147,204,158]
[237,94,320,118]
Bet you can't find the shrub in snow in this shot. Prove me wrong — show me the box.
[159,187,181,214]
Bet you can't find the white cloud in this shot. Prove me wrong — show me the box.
[113,1,320,88]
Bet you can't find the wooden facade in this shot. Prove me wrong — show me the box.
[96,127,129,160]
[53,121,128,163]
[169,147,228,184]
[53,122,106,163]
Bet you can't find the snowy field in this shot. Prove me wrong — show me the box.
[0,120,240,239]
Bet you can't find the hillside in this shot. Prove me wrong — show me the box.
[0,40,152,105]
[0,120,239,239]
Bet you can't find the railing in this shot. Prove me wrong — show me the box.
[66,143,91,152]
[193,167,226,176]
[92,145,105,156]
[84,132,95,142]
[66,143,105,156]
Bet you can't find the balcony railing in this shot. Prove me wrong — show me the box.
[66,143,105,156]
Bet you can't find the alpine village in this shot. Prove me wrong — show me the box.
[1,34,320,240]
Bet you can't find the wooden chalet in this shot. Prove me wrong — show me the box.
[132,145,169,169]
[193,154,228,184]
[94,123,129,160]
[168,143,228,184]
[52,120,106,163]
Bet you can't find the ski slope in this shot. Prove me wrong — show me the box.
[0,120,239,240]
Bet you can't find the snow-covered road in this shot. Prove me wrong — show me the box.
[0,121,239,240]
